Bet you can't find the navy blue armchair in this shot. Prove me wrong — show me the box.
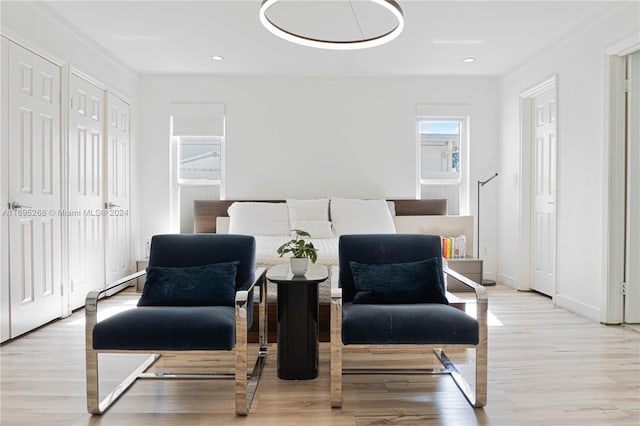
[85,234,267,415]
[330,234,487,408]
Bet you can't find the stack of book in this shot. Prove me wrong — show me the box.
[441,235,467,259]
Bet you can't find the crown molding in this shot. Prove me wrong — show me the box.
[25,1,139,80]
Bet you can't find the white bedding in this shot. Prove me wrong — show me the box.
[223,199,392,304]
[254,235,339,266]
[254,235,339,303]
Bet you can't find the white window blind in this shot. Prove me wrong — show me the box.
[171,103,225,136]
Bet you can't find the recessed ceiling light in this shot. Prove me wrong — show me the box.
[463,57,476,63]
[432,39,485,45]
[211,55,224,61]
[110,35,166,41]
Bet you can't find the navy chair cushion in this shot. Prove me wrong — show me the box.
[350,257,448,305]
[138,261,239,307]
[93,306,236,351]
[339,234,445,303]
[342,303,479,345]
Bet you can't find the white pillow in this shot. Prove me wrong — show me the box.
[330,197,397,236]
[286,199,332,238]
[228,202,290,236]
[286,198,329,222]
[294,220,335,239]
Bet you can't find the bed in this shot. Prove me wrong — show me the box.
[193,198,472,342]
[194,198,448,233]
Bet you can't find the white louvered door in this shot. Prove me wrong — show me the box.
[7,41,63,337]
[68,74,105,309]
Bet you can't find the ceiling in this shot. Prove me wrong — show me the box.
[39,0,619,77]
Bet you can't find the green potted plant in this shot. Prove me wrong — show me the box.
[276,229,318,275]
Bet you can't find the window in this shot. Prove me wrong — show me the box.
[178,136,222,183]
[417,117,468,215]
[170,103,225,234]
[419,119,462,183]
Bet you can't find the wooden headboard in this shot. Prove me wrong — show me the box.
[193,199,448,233]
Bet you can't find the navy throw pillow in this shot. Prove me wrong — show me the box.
[137,261,239,307]
[350,258,448,305]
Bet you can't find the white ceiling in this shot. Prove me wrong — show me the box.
[40,0,619,77]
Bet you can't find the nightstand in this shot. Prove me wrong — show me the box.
[135,258,149,292]
[445,257,483,292]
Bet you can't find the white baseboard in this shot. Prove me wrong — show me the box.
[497,273,517,289]
[554,294,600,323]
[496,273,601,323]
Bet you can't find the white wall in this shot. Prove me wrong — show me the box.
[135,75,499,273]
[497,2,640,320]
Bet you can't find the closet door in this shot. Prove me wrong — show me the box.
[7,41,63,337]
[104,93,131,286]
[68,74,105,310]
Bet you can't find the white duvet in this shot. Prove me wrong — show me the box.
[254,235,339,266]
[253,236,339,303]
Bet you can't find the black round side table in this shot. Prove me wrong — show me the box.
[266,263,328,380]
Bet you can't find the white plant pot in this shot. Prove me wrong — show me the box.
[290,257,309,276]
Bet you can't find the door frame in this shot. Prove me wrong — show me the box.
[602,32,640,324]
[517,75,557,295]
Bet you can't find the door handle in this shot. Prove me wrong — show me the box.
[105,202,120,209]
[9,202,32,210]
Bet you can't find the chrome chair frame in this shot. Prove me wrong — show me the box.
[85,267,268,416]
[330,266,487,408]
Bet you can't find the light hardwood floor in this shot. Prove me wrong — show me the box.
[1,285,639,425]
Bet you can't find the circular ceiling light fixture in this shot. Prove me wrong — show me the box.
[259,0,404,50]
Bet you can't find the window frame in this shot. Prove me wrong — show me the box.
[418,118,465,185]
[416,113,470,215]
